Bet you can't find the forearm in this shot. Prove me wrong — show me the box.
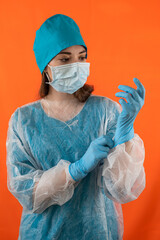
[33,168,74,195]
[101,134,145,203]
[33,160,77,213]
[124,140,134,153]
[33,169,67,201]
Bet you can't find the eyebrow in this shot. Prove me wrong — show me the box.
[58,50,87,55]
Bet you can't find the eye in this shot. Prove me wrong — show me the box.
[79,56,86,60]
[60,58,69,62]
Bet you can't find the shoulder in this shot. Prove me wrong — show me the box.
[89,94,121,112]
[9,100,41,127]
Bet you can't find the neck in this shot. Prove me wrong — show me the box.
[45,87,78,106]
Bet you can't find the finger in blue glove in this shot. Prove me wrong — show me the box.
[114,78,145,146]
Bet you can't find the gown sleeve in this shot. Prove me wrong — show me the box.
[97,98,146,204]
[6,109,77,214]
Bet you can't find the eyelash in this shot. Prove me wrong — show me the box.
[60,56,86,62]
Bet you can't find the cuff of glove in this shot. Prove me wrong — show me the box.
[68,162,88,182]
[114,127,134,147]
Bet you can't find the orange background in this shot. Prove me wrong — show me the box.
[0,0,160,239]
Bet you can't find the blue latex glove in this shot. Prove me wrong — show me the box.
[69,134,114,181]
[114,77,145,147]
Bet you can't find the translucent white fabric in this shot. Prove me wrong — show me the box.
[97,134,145,203]
[32,134,145,214]
[6,95,145,240]
[33,160,78,213]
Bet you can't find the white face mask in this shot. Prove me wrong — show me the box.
[46,62,90,94]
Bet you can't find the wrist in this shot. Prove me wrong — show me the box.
[69,160,88,182]
[114,126,134,147]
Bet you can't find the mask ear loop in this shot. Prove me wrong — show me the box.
[46,64,55,84]
[45,71,52,84]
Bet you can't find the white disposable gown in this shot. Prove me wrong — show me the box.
[6,95,145,240]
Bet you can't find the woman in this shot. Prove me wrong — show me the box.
[6,14,146,240]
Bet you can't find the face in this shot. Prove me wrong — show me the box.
[45,45,87,81]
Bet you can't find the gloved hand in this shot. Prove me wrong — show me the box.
[69,134,114,181]
[114,77,145,147]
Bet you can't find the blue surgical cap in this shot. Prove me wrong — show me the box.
[33,14,88,73]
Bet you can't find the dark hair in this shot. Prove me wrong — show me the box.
[39,71,94,102]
